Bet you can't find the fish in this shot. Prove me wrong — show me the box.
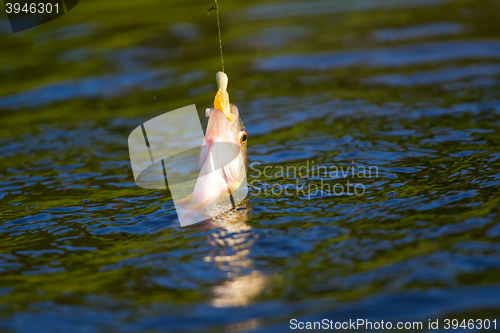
[196,73,266,307]
[176,71,248,223]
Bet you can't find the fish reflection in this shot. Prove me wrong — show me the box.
[202,204,268,308]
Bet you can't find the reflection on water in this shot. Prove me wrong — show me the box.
[169,22,200,42]
[256,40,500,71]
[203,207,269,308]
[364,62,500,86]
[232,26,310,50]
[236,0,449,20]
[2,0,500,331]
[371,22,464,42]
[0,70,175,109]
[35,23,100,44]
[0,69,208,110]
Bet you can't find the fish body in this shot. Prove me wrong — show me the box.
[176,72,247,223]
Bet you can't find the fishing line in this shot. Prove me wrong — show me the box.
[209,0,224,72]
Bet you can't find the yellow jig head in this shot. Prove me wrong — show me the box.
[214,71,234,122]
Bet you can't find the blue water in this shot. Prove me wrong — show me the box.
[1,0,500,331]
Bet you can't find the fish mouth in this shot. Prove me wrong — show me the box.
[206,106,236,122]
[220,108,235,122]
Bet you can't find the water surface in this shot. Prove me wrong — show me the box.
[1,0,500,331]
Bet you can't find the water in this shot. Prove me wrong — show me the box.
[1,0,500,331]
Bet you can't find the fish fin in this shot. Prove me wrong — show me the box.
[177,194,209,216]
[177,194,193,207]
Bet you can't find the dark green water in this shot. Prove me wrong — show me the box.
[1,0,500,331]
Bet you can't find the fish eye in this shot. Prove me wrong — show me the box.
[240,131,248,143]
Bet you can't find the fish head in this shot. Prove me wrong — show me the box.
[203,103,247,187]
